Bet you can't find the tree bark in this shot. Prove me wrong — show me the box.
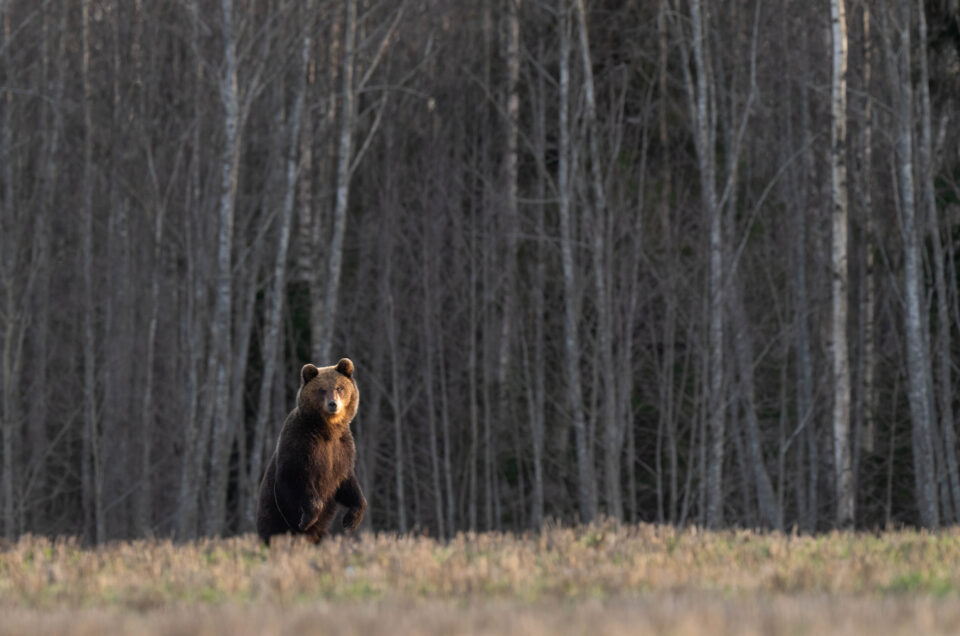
[885,0,939,529]
[80,0,106,544]
[860,1,876,457]
[573,0,621,521]
[314,0,356,363]
[731,282,781,529]
[386,256,407,534]
[558,0,596,524]
[421,213,445,538]
[0,0,17,541]
[177,0,208,540]
[682,0,724,529]
[830,0,854,529]
[657,0,678,525]
[137,180,166,538]
[529,39,548,528]
[205,0,241,536]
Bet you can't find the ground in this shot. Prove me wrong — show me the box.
[2,522,960,634]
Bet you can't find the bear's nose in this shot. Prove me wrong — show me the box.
[328,400,338,410]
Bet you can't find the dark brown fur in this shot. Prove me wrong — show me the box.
[256,358,366,544]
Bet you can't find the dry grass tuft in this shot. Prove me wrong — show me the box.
[2,522,959,633]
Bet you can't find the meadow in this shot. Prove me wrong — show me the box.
[3,522,960,634]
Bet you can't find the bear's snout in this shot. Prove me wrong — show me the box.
[326,398,340,413]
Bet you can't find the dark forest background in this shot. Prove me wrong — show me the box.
[1,0,959,542]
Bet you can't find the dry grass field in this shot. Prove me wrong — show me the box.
[3,522,960,634]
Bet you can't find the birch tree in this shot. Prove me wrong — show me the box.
[204,0,242,536]
[884,0,939,529]
[830,0,853,529]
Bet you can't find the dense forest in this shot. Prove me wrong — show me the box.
[0,0,959,542]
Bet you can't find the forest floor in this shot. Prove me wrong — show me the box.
[2,522,960,634]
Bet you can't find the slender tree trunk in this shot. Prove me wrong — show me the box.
[492,0,521,534]
[421,217,445,538]
[307,3,338,349]
[885,378,900,527]
[137,197,166,538]
[296,17,316,287]
[315,0,356,363]
[558,0,596,523]
[467,207,479,531]
[886,0,939,529]
[482,229,495,531]
[436,324,456,534]
[205,0,241,536]
[731,282,781,528]
[529,42,548,528]
[658,0,678,524]
[129,0,159,539]
[177,0,207,540]
[80,0,106,544]
[0,0,16,541]
[830,0,854,529]
[799,25,819,531]
[917,0,960,521]
[25,0,66,533]
[573,0,620,521]
[683,0,724,529]
[860,2,876,457]
[386,265,406,534]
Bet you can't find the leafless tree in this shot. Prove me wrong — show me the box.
[0,0,958,540]
[830,0,854,529]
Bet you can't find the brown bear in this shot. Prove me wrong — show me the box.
[256,358,366,544]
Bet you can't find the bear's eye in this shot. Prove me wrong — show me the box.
[335,386,344,394]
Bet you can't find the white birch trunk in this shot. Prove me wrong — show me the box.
[205,0,241,536]
[683,0,724,528]
[886,0,939,529]
[830,0,854,529]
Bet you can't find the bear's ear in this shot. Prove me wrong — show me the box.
[301,364,319,385]
[336,358,354,378]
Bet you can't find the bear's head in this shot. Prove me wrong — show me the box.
[297,358,359,428]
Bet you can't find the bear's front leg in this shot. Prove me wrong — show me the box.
[335,474,366,532]
[298,496,323,531]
